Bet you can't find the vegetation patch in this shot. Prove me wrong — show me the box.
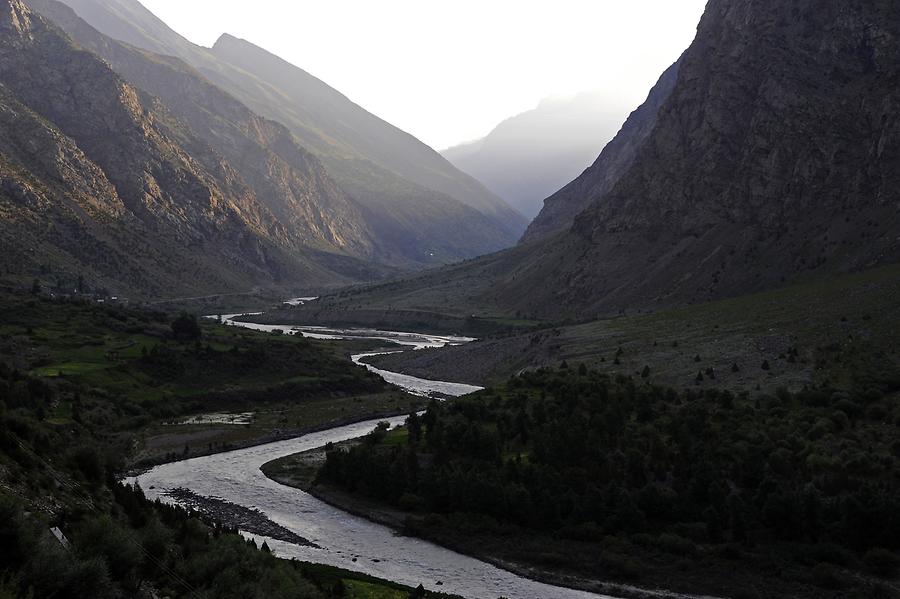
[313,366,900,598]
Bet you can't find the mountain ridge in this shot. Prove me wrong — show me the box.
[0,0,391,296]
[26,0,378,260]
[442,90,632,219]
[53,0,527,265]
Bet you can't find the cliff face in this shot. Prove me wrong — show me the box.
[521,60,681,243]
[547,0,900,313]
[0,0,386,296]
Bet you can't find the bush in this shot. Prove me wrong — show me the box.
[171,313,201,340]
[864,548,900,577]
[813,562,843,589]
[398,492,423,511]
[803,542,855,567]
[599,551,640,580]
[655,533,698,556]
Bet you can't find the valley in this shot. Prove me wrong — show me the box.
[1,0,899,597]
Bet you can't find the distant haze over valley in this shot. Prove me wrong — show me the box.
[135,0,708,151]
[442,91,632,218]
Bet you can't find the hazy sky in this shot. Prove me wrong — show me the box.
[139,0,707,150]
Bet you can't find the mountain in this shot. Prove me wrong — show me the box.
[0,0,389,297]
[52,0,528,266]
[521,61,681,242]
[27,0,377,259]
[442,91,630,220]
[314,0,900,321]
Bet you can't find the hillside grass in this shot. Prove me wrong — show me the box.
[368,261,900,394]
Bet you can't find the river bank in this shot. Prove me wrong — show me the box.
[262,443,722,599]
[237,305,543,337]
[127,402,423,472]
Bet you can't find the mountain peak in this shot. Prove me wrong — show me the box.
[212,32,241,48]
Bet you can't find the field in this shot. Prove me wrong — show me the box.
[0,293,430,465]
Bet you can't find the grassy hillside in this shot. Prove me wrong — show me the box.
[368,262,900,394]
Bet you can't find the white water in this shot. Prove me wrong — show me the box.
[134,312,615,599]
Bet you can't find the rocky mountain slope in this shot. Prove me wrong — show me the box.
[0,0,388,296]
[28,0,377,259]
[317,0,900,321]
[442,91,631,219]
[52,0,528,265]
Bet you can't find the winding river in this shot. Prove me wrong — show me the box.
[128,310,614,599]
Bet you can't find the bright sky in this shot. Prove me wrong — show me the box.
[138,0,707,150]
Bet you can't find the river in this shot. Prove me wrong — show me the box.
[128,311,615,599]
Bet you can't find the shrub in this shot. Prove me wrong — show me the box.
[812,562,843,589]
[171,313,201,340]
[864,548,900,577]
[599,551,640,580]
[655,533,697,556]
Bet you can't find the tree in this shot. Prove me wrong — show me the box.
[171,313,201,341]
[407,412,422,445]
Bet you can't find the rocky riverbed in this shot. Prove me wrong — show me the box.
[165,487,318,547]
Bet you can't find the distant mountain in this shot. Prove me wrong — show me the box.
[320,0,900,320]
[52,0,528,266]
[521,61,681,242]
[0,0,388,296]
[442,92,630,220]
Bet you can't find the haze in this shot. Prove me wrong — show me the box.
[137,0,707,150]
